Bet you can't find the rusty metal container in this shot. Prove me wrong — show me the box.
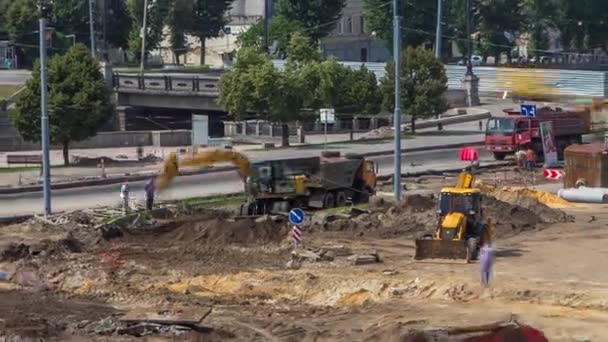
[563,144,608,188]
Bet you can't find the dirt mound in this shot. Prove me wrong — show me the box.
[318,192,572,239]
[168,218,288,246]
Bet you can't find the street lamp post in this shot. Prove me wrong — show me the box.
[89,0,96,56]
[39,0,52,216]
[140,0,149,73]
[435,0,442,59]
[393,0,402,201]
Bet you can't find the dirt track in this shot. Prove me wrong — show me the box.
[1,171,607,341]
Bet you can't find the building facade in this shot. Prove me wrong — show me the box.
[320,0,391,63]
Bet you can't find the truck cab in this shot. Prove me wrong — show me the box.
[485,116,533,160]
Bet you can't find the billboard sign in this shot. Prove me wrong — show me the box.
[539,121,558,167]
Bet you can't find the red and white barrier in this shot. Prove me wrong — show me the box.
[543,169,565,180]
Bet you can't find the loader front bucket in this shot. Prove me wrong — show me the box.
[414,239,470,263]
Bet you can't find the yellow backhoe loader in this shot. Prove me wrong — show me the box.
[414,171,494,263]
[155,149,250,191]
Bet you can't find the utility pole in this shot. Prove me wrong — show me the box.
[393,0,402,201]
[89,0,96,56]
[466,0,472,64]
[263,0,269,53]
[39,0,52,216]
[435,0,442,59]
[140,0,149,73]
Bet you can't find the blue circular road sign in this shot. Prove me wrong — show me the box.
[289,208,305,225]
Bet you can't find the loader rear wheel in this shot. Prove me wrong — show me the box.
[335,191,347,207]
[323,192,336,208]
[467,238,480,262]
[493,152,506,161]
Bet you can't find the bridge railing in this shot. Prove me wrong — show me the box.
[113,73,220,93]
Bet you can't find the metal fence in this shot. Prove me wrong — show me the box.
[273,60,608,98]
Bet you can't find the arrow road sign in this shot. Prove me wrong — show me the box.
[521,104,537,118]
[543,168,565,180]
[289,208,305,225]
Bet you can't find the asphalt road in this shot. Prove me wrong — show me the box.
[0,147,494,217]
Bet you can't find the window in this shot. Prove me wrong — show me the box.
[360,48,368,62]
[360,16,365,34]
[486,118,515,133]
[337,20,343,34]
[347,17,352,34]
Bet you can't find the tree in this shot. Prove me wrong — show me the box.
[238,15,305,58]
[188,0,233,65]
[219,48,303,146]
[127,0,170,62]
[475,0,523,64]
[10,44,114,165]
[346,66,382,115]
[557,0,608,52]
[4,0,39,66]
[521,0,557,61]
[105,0,133,50]
[380,47,448,133]
[363,0,436,51]
[166,0,194,64]
[275,0,346,42]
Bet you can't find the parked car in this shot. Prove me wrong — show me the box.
[457,55,483,66]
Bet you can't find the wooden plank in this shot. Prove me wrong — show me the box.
[120,307,212,326]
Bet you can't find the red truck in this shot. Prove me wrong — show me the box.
[485,106,591,160]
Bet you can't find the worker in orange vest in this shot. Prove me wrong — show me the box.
[525,146,536,171]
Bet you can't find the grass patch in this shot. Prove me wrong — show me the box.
[0,85,21,100]
[319,203,369,215]
[178,194,246,208]
[0,166,40,173]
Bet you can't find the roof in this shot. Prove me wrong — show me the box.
[440,187,481,194]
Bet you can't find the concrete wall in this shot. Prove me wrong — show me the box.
[151,130,191,147]
[0,130,192,152]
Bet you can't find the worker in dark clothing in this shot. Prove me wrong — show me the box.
[526,146,536,171]
[145,179,155,210]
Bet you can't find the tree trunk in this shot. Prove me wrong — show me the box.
[410,115,416,133]
[62,141,70,166]
[199,36,206,65]
[281,123,290,147]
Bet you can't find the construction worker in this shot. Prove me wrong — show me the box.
[525,146,536,171]
[515,147,527,168]
[144,178,155,210]
[120,183,130,214]
[479,241,494,288]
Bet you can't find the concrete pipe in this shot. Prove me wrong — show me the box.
[558,187,608,203]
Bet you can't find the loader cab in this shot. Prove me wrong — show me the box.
[437,188,482,219]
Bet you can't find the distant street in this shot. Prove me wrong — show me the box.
[0,70,31,85]
[0,147,494,216]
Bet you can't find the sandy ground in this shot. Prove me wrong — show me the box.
[0,170,605,341]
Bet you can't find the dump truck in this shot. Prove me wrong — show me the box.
[414,171,493,263]
[155,149,378,215]
[241,151,377,215]
[485,106,591,161]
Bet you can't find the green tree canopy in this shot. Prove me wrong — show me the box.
[381,47,448,132]
[237,15,307,58]
[187,0,233,65]
[128,0,170,62]
[11,44,114,165]
[363,0,436,51]
[275,0,346,42]
[521,0,557,60]
[475,0,523,63]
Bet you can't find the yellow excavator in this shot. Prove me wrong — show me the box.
[155,149,250,191]
[414,170,494,263]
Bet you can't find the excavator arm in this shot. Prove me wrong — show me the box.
[155,149,250,191]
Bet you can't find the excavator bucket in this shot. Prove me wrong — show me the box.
[414,239,470,263]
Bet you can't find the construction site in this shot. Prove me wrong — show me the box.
[1,150,607,341]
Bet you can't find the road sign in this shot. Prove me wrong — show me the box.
[319,108,336,124]
[289,208,305,225]
[521,104,537,118]
[543,169,565,180]
[292,225,302,244]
